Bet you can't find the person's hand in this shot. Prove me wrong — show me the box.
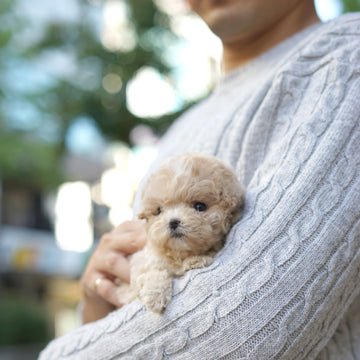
[80,220,146,323]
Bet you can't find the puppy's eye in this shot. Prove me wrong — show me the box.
[156,207,162,215]
[194,202,207,212]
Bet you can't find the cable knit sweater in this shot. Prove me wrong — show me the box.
[40,13,360,360]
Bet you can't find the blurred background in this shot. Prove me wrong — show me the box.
[0,0,358,358]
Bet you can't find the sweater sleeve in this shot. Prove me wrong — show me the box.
[221,97,360,359]
[39,16,360,360]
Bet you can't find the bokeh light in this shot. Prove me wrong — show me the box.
[55,182,93,252]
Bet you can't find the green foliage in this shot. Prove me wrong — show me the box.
[0,0,190,189]
[0,29,11,48]
[0,131,62,189]
[22,0,182,144]
[0,0,12,14]
[341,0,360,12]
[0,297,50,345]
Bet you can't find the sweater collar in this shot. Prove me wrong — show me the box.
[216,21,323,92]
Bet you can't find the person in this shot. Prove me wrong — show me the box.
[40,0,360,358]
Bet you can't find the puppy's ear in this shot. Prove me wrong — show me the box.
[220,181,246,229]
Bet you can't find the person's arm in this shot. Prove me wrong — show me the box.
[80,220,146,323]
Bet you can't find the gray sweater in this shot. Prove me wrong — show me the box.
[40,13,360,360]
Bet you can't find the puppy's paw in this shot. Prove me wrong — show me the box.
[182,255,214,272]
[138,271,172,313]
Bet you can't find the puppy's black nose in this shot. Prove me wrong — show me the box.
[169,218,181,231]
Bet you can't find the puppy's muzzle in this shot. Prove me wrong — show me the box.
[169,218,181,231]
[169,218,183,238]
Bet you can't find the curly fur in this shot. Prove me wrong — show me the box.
[117,152,245,313]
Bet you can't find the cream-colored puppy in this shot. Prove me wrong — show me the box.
[117,153,245,313]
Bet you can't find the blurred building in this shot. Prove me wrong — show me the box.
[0,135,157,359]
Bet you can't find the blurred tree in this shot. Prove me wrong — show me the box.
[0,0,193,189]
[24,0,195,147]
[0,0,62,188]
[340,0,360,12]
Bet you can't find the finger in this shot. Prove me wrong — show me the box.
[116,231,146,255]
[81,269,104,299]
[95,277,125,308]
[110,221,147,254]
[102,251,131,283]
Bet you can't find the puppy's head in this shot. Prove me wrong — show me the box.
[138,153,245,260]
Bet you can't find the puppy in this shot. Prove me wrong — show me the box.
[117,152,245,313]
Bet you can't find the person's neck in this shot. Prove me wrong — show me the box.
[222,3,320,72]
